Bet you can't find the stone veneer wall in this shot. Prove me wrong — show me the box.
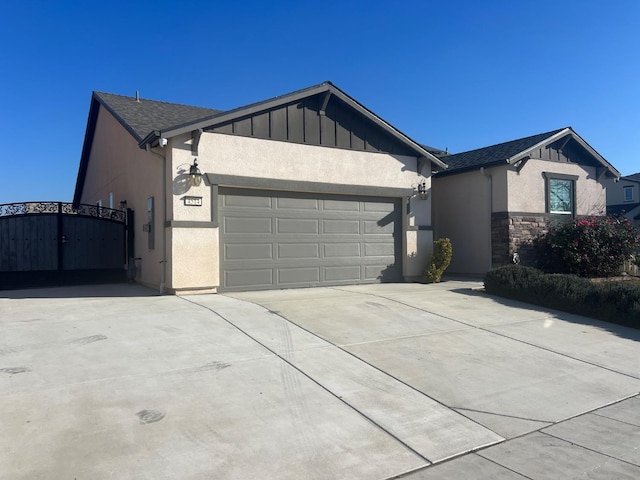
[491,213,553,267]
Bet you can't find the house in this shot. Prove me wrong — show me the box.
[431,128,620,275]
[73,82,447,293]
[604,173,640,228]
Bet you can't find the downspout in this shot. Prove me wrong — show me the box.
[480,167,493,270]
[146,143,168,294]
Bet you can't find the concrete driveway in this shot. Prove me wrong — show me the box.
[1,280,639,479]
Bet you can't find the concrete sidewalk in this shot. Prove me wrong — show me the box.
[1,281,639,479]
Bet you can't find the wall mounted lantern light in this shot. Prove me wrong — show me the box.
[189,159,203,187]
[417,181,429,200]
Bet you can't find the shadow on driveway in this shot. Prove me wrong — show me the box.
[452,287,640,343]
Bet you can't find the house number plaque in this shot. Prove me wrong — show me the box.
[184,196,203,206]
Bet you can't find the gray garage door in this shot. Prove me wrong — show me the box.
[219,188,402,291]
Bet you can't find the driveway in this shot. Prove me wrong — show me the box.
[1,280,639,479]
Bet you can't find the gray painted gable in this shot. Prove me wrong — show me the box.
[94,92,221,142]
[208,93,418,157]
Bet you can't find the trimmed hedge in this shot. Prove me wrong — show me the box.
[484,265,640,328]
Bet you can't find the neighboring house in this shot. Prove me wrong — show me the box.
[73,81,447,293]
[432,127,620,275]
[604,172,640,228]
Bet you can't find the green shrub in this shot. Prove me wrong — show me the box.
[425,238,452,283]
[533,215,640,277]
[484,265,640,328]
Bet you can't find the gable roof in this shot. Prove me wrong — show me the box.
[93,92,221,143]
[74,82,448,205]
[435,127,620,179]
[622,173,640,183]
[607,203,640,217]
[438,128,565,172]
[132,81,446,170]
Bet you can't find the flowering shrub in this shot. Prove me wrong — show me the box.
[533,216,640,277]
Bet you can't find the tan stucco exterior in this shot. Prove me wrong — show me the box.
[508,160,606,215]
[80,109,165,290]
[603,176,639,206]
[432,168,493,274]
[433,158,609,275]
[82,109,435,293]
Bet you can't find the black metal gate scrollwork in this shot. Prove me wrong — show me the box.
[0,202,128,289]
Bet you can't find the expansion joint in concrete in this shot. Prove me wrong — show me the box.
[178,296,434,465]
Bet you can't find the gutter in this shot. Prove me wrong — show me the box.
[145,143,168,294]
[480,166,493,270]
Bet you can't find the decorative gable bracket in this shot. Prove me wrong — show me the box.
[191,128,203,155]
[417,156,429,176]
[318,91,331,116]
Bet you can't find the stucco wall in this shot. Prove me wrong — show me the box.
[432,169,492,274]
[603,177,639,206]
[80,108,165,290]
[168,132,433,288]
[507,160,606,215]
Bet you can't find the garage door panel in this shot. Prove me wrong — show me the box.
[324,243,361,258]
[364,264,398,280]
[364,201,396,213]
[224,243,273,260]
[278,243,320,259]
[323,199,360,212]
[277,218,319,234]
[224,217,272,234]
[220,188,401,291]
[225,269,273,289]
[365,243,395,257]
[323,219,360,235]
[278,267,321,284]
[276,197,319,210]
[324,265,361,282]
[223,195,272,208]
[364,220,395,234]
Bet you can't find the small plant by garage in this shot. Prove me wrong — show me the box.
[425,238,452,283]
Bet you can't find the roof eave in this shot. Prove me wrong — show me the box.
[72,96,100,207]
[505,128,572,165]
[568,129,620,179]
[151,81,447,169]
[138,130,161,149]
[434,159,506,178]
[505,127,620,179]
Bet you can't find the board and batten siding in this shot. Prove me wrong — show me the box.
[209,95,416,156]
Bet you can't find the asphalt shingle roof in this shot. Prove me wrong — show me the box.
[438,128,567,173]
[607,203,640,216]
[94,92,221,142]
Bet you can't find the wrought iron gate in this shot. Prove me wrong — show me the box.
[0,202,128,289]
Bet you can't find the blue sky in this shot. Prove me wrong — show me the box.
[1,0,638,205]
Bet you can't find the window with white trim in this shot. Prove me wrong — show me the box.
[624,185,634,202]
[544,173,577,215]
